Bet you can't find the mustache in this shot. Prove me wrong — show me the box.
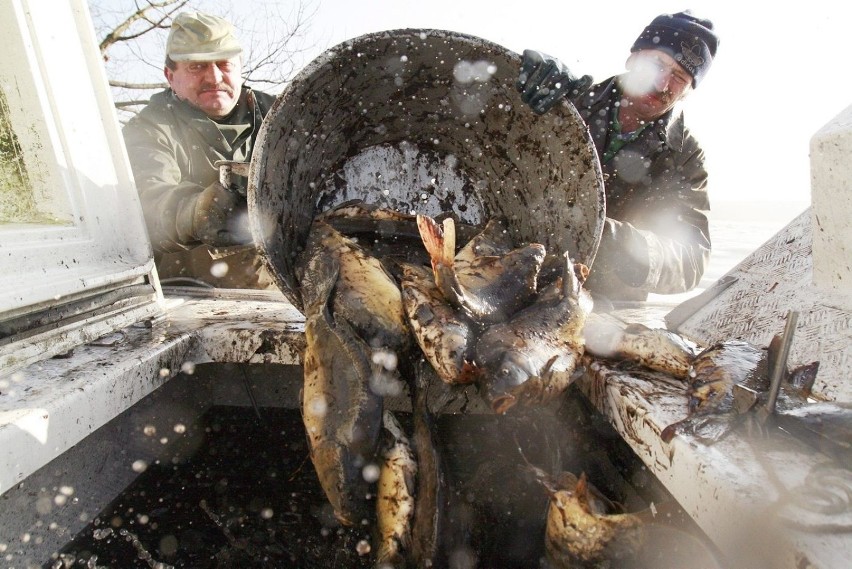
[655,89,675,106]
[200,83,235,96]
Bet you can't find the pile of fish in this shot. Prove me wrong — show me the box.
[292,199,845,567]
[294,200,610,565]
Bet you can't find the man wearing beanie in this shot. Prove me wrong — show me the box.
[123,12,276,289]
[518,11,719,303]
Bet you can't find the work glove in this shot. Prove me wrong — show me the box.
[178,182,253,247]
[517,49,593,114]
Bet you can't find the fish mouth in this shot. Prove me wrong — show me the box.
[491,394,517,415]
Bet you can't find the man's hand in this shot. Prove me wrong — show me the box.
[188,182,253,247]
[517,49,593,114]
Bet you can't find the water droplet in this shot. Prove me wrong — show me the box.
[356,539,371,555]
[362,463,380,483]
[210,261,229,278]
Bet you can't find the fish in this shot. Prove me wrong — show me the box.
[397,261,478,385]
[583,312,698,380]
[661,338,819,443]
[525,466,646,569]
[299,248,383,526]
[317,200,480,266]
[375,410,418,568]
[416,214,546,324]
[472,254,593,414]
[297,220,410,356]
[410,361,450,568]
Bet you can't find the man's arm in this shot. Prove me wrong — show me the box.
[590,140,711,298]
[123,117,251,252]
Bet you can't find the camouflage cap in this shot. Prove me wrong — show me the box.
[166,12,242,62]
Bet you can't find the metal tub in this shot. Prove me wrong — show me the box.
[248,28,605,310]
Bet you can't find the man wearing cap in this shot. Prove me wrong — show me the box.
[518,11,719,303]
[123,12,276,289]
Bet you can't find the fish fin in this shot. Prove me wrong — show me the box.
[787,360,819,397]
[560,253,582,299]
[441,217,457,263]
[417,214,452,272]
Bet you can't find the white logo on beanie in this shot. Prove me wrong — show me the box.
[677,41,705,73]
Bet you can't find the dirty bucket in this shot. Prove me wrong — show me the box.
[248,28,605,311]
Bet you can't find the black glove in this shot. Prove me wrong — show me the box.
[517,49,593,114]
[183,182,253,247]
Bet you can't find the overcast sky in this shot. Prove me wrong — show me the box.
[282,0,849,208]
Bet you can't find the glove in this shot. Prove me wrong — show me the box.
[178,182,253,247]
[517,49,593,114]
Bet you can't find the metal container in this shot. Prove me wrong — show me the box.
[249,28,605,311]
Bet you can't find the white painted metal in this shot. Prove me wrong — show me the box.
[0,293,304,498]
[0,0,153,313]
[810,103,852,307]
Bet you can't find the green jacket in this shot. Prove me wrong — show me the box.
[571,76,711,301]
[123,87,275,288]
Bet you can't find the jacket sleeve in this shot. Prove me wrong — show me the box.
[123,117,206,253]
[592,135,711,297]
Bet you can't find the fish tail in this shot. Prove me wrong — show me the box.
[417,214,454,270]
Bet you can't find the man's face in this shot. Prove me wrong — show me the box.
[620,50,693,121]
[165,57,243,118]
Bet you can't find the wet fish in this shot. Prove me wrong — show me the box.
[472,255,593,414]
[583,312,698,379]
[410,362,450,568]
[526,466,646,569]
[300,253,383,526]
[318,200,480,266]
[398,262,478,385]
[375,411,417,568]
[297,220,410,355]
[661,338,819,443]
[417,214,545,324]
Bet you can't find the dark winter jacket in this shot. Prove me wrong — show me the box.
[570,76,711,302]
[123,87,275,288]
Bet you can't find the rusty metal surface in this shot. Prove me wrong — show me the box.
[249,28,605,311]
[672,210,852,402]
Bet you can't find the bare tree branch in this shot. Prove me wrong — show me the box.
[99,0,189,58]
[109,80,168,89]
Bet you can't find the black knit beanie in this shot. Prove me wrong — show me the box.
[631,11,718,87]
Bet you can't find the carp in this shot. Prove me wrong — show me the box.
[375,411,417,568]
[661,338,819,443]
[398,261,478,385]
[583,312,698,379]
[298,220,410,356]
[472,255,593,414]
[416,214,545,324]
[526,465,646,569]
[410,362,450,568]
[300,249,384,526]
[318,200,480,267]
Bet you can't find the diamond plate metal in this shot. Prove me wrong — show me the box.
[676,209,852,402]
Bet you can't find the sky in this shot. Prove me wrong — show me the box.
[94,0,852,210]
[276,0,850,209]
